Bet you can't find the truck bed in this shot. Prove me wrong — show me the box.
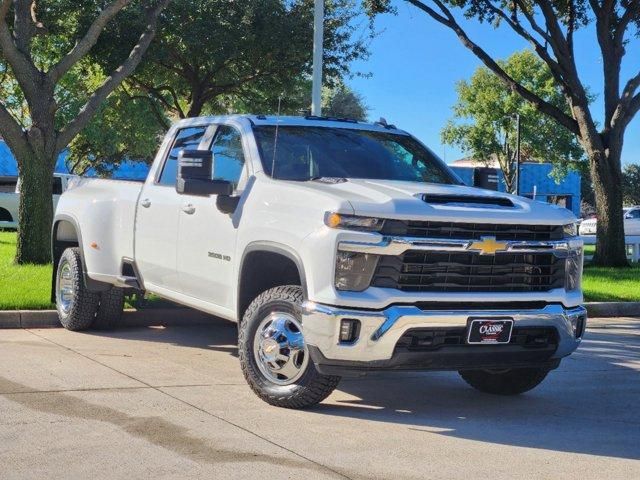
[54,177,144,284]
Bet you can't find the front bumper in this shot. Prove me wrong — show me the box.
[302,302,587,375]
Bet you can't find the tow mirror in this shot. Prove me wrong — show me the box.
[176,149,233,196]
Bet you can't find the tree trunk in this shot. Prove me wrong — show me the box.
[589,147,628,267]
[15,152,55,265]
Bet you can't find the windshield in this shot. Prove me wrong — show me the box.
[253,126,457,184]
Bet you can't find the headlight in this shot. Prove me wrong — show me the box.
[335,251,379,291]
[325,212,383,232]
[563,222,579,237]
[565,247,583,292]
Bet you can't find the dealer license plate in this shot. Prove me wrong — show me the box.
[467,319,514,344]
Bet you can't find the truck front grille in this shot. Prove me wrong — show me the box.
[372,251,566,292]
[381,220,564,241]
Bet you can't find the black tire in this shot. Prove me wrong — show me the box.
[458,367,551,395]
[94,287,125,330]
[55,247,100,331]
[238,285,341,409]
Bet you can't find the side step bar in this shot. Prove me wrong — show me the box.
[117,257,144,290]
[115,275,141,289]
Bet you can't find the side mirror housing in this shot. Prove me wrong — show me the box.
[176,149,233,196]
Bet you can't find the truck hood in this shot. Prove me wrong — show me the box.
[291,178,576,225]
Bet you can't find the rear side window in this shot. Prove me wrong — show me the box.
[158,126,207,185]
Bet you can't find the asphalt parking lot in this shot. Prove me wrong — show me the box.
[0,317,638,480]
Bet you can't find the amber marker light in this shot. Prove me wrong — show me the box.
[325,212,342,228]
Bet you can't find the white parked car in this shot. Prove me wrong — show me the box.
[0,173,74,229]
[52,115,586,408]
[579,206,640,236]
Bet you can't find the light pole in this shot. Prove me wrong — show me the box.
[514,113,521,196]
[311,0,323,116]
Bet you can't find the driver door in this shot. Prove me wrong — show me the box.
[176,123,247,309]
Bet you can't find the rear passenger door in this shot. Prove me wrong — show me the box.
[135,126,207,293]
[177,124,247,309]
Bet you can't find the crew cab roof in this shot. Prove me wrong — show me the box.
[172,114,410,135]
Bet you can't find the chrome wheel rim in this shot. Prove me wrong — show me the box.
[253,312,308,386]
[57,260,74,314]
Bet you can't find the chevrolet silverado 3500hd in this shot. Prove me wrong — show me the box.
[52,115,586,408]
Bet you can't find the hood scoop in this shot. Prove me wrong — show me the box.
[421,193,516,209]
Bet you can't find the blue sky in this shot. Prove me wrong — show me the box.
[348,4,640,166]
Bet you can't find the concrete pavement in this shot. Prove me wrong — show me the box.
[0,317,638,479]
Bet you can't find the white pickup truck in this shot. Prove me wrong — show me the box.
[0,173,74,229]
[53,115,586,408]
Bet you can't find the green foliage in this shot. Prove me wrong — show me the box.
[66,0,370,170]
[93,0,368,117]
[0,0,167,165]
[623,164,640,206]
[322,83,369,120]
[67,88,166,175]
[441,50,584,191]
[0,1,160,131]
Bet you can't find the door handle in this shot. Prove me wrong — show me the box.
[182,204,196,215]
[141,198,151,208]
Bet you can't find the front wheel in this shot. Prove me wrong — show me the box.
[458,367,552,395]
[238,285,341,408]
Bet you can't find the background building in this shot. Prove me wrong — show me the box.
[450,159,581,217]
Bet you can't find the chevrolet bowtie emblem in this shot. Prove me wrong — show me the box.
[467,236,509,255]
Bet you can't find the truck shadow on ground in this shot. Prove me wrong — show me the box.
[317,326,640,460]
[92,318,639,460]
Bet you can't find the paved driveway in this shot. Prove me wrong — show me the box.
[0,317,638,480]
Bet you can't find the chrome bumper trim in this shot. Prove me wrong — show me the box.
[338,236,583,257]
[301,302,586,362]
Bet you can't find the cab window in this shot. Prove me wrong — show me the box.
[158,126,207,185]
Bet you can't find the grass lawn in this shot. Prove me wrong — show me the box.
[582,265,640,302]
[1,231,639,309]
[0,231,54,310]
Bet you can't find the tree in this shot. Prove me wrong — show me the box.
[367,0,640,267]
[95,0,369,122]
[623,164,640,206]
[0,0,169,264]
[441,50,584,193]
[66,86,166,176]
[322,82,369,120]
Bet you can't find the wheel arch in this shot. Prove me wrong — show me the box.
[237,241,308,322]
[51,215,109,302]
[0,207,13,222]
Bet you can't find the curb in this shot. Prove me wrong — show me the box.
[0,308,215,329]
[584,302,640,318]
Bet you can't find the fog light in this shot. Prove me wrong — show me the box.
[574,315,586,338]
[339,319,360,343]
[569,312,587,339]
